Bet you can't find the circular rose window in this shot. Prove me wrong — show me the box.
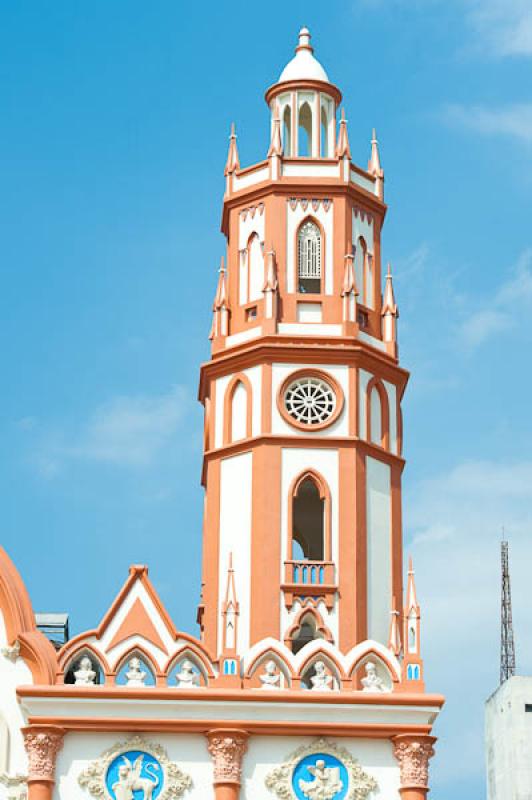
[284,375,337,426]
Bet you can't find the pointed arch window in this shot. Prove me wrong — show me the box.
[292,477,325,561]
[298,220,322,294]
[320,106,329,157]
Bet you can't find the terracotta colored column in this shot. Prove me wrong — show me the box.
[22,726,64,800]
[393,734,436,800]
[207,728,249,800]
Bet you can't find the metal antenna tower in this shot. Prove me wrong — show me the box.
[500,538,516,684]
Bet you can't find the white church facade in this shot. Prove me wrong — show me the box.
[0,29,443,800]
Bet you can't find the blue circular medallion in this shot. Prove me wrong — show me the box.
[292,752,348,800]
[106,749,163,800]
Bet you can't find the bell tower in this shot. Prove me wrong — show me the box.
[199,27,405,668]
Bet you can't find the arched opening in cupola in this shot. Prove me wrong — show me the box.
[283,106,292,157]
[298,102,313,157]
[320,106,329,157]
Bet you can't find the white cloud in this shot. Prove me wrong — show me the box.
[406,458,532,787]
[466,0,532,57]
[457,249,532,350]
[30,386,190,474]
[443,103,532,143]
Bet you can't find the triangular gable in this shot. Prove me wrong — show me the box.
[107,597,168,653]
[97,565,176,655]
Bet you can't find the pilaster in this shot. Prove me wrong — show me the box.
[22,726,64,800]
[393,734,436,800]
[207,729,249,800]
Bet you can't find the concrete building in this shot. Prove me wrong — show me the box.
[486,676,532,800]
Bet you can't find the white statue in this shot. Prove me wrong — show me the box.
[74,655,96,685]
[112,754,160,800]
[298,758,344,800]
[175,659,200,689]
[361,661,388,692]
[310,660,334,691]
[259,659,281,689]
[125,656,147,687]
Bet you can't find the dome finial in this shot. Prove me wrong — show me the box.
[296,27,313,53]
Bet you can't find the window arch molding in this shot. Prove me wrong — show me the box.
[287,468,332,562]
[366,377,390,450]
[112,644,161,687]
[164,642,214,687]
[223,373,253,445]
[284,606,333,650]
[60,644,109,685]
[295,216,324,295]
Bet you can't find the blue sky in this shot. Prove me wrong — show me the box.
[1,1,532,797]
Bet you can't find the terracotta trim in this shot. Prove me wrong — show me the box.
[0,548,57,684]
[203,434,405,470]
[261,363,272,433]
[265,79,342,107]
[276,367,345,433]
[18,683,445,706]
[24,715,435,739]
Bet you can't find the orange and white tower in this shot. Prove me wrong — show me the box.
[5,28,443,800]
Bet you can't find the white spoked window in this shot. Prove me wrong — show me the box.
[284,376,335,426]
[298,220,321,294]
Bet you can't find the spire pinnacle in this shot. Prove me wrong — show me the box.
[268,104,283,157]
[214,257,227,310]
[341,252,357,296]
[368,128,382,175]
[296,26,313,53]
[336,108,351,159]
[382,263,398,316]
[405,556,419,613]
[224,123,240,175]
[263,247,278,291]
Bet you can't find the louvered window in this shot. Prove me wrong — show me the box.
[298,221,321,293]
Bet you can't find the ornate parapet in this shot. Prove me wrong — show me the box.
[206,729,248,786]
[22,726,64,784]
[393,735,436,791]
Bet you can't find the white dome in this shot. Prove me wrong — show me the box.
[278,28,330,84]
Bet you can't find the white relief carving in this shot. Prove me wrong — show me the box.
[310,661,334,691]
[0,772,27,800]
[265,738,378,800]
[125,657,147,687]
[361,662,390,693]
[1,641,20,662]
[259,660,281,690]
[175,660,200,689]
[112,754,158,799]
[78,735,192,800]
[74,655,96,685]
[299,759,343,799]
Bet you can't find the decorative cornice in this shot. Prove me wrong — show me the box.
[22,727,64,783]
[206,729,248,785]
[288,197,331,213]
[393,735,436,789]
[265,737,378,800]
